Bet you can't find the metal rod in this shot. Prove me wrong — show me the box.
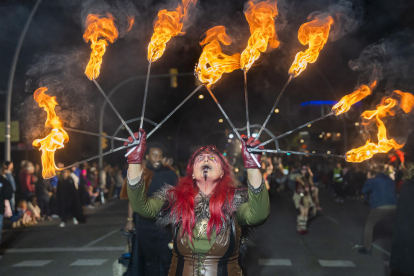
[256,111,334,148]
[243,69,250,138]
[125,85,203,157]
[92,79,136,140]
[112,117,157,151]
[206,86,261,168]
[206,86,242,140]
[250,148,345,159]
[61,142,140,171]
[63,127,129,142]
[140,62,152,130]
[147,85,203,138]
[255,75,294,141]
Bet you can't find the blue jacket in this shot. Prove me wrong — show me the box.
[362,173,398,209]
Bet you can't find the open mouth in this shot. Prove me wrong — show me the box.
[202,165,211,181]
[201,164,211,171]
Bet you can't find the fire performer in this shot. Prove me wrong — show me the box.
[126,129,269,275]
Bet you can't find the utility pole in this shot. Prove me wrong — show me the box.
[5,0,42,160]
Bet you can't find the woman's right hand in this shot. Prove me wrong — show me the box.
[124,129,147,164]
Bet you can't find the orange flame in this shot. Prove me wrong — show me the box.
[288,14,334,77]
[346,91,414,162]
[195,26,241,87]
[83,13,119,80]
[32,87,69,179]
[127,16,135,32]
[240,0,279,71]
[332,80,377,115]
[148,0,197,62]
[394,90,414,113]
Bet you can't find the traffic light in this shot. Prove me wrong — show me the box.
[101,132,108,149]
[170,68,178,88]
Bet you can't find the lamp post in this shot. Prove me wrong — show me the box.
[4,0,42,160]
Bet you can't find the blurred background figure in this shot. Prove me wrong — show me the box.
[19,161,36,201]
[0,164,13,245]
[3,161,16,212]
[357,164,398,255]
[57,169,85,227]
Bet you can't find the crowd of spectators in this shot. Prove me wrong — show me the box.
[0,160,129,230]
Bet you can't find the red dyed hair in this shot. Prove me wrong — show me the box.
[166,145,237,242]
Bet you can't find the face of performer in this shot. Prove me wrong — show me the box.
[146,148,163,169]
[193,153,224,183]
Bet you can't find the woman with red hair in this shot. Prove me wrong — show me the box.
[126,129,269,276]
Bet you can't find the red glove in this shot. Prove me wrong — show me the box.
[124,129,147,164]
[241,135,263,169]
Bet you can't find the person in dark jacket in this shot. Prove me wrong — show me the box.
[358,164,398,255]
[0,168,13,244]
[35,176,52,219]
[57,169,85,227]
[126,142,178,276]
[390,162,414,275]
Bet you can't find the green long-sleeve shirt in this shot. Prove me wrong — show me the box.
[127,175,269,254]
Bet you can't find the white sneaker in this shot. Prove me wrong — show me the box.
[73,218,79,225]
[59,222,66,227]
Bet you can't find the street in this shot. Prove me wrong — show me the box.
[0,189,392,276]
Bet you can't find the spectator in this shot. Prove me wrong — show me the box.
[126,142,178,276]
[78,169,90,207]
[358,164,398,255]
[3,161,16,212]
[19,162,36,200]
[0,166,13,244]
[352,165,367,198]
[114,165,124,198]
[35,175,52,220]
[105,165,115,200]
[57,169,85,227]
[27,195,41,223]
[288,164,301,192]
[70,166,80,190]
[390,162,414,275]
[333,162,344,203]
[13,200,33,227]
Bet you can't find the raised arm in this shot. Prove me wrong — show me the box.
[125,129,164,220]
[236,136,270,226]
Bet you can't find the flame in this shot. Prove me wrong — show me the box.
[127,16,135,32]
[148,0,197,62]
[32,87,69,179]
[240,0,279,71]
[83,13,119,80]
[332,80,377,115]
[288,14,334,77]
[346,90,414,162]
[195,26,241,87]
[394,90,414,113]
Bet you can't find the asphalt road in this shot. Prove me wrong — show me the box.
[0,188,393,276]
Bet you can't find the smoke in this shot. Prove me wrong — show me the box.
[349,31,414,90]
[327,0,363,42]
[351,32,414,148]
[20,50,95,141]
[81,0,140,37]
